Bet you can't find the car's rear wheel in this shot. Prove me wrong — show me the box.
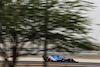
[48,59,53,62]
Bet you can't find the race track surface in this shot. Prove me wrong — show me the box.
[0,61,100,67]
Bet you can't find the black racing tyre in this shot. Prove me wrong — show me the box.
[71,59,79,63]
[48,59,53,62]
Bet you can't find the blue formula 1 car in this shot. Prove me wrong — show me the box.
[42,55,78,63]
[48,55,63,62]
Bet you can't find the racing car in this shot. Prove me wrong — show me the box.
[42,55,78,63]
[62,57,78,63]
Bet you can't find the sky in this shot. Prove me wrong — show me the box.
[87,0,100,43]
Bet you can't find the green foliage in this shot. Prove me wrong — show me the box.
[0,0,98,54]
[23,0,97,51]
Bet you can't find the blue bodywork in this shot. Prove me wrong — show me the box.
[50,55,63,61]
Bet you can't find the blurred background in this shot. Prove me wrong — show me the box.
[0,0,100,67]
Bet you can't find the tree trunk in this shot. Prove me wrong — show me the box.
[2,58,8,67]
[2,58,14,67]
[7,58,17,67]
